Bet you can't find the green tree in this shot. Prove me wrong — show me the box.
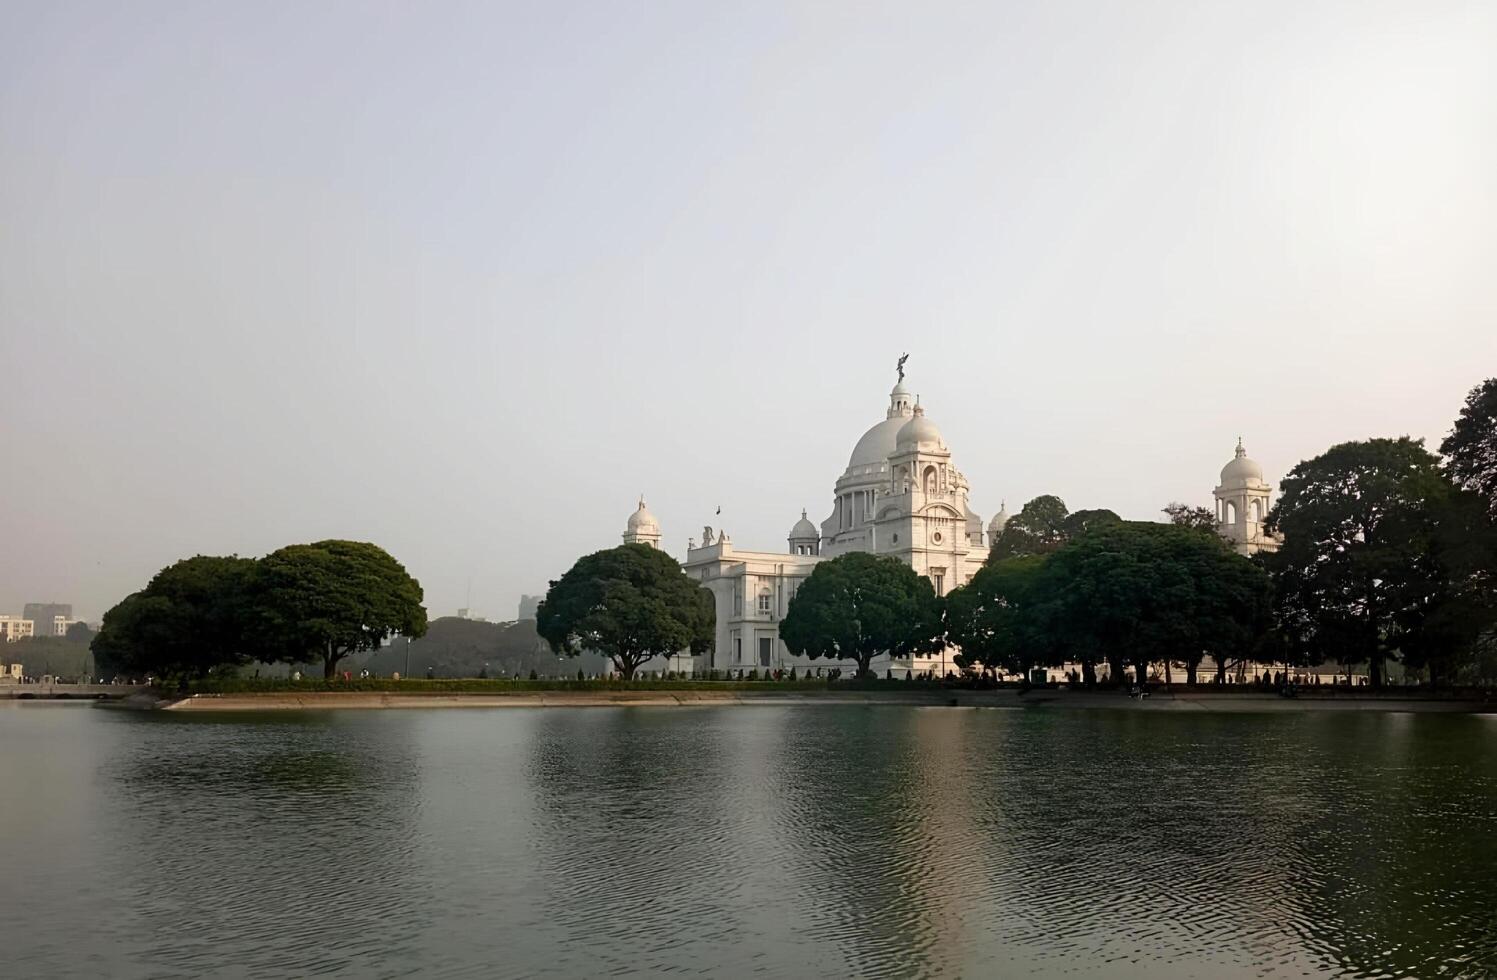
[1163,502,1217,531]
[1396,487,1497,686]
[91,555,259,678]
[988,495,1069,562]
[254,540,428,679]
[987,497,1121,564]
[1442,378,1497,519]
[1013,522,1271,687]
[945,556,1049,677]
[536,544,713,680]
[1264,438,1450,688]
[780,552,943,678]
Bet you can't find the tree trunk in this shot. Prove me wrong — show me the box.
[1164,660,1173,686]
[1186,662,1197,686]
[615,656,637,681]
[856,655,873,680]
[1107,654,1126,686]
[1369,654,1383,690]
[1081,661,1096,687]
[1135,662,1149,687]
[323,643,338,680]
[1216,659,1227,685]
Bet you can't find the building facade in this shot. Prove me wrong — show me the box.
[0,617,35,642]
[23,603,71,630]
[669,373,991,677]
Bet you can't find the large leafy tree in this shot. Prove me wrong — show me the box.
[537,544,713,680]
[1396,487,1497,686]
[945,556,1049,677]
[91,555,259,678]
[1442,378,1497,520]
[780,552,944,678]
[1264,438,1450,688]
[988,495,1069,562]
[1042,522,1268,686]
[987,495,1120,563]
[254,540,428,679]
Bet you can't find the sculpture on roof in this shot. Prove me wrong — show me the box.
[897,352,909,382]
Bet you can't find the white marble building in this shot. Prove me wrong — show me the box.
[613,372,1281,677]
[656,372,994,677]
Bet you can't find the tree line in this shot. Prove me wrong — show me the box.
[92,540,427,680]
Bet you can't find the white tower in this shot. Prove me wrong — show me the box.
[987,500,1010,547]
[1213,440,1278,555]
[787,510,820,556]
[875,403,979,596]
[623,496,662,549]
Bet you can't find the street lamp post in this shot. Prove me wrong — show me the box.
[405,635,412,678]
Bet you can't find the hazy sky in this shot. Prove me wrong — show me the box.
[3,0,1494,622]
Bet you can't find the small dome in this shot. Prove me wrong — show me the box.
[1219,439,1264,488]
[626,496,660,531]
[896,405,944,450]
[988,500,1010,535]
[789,509,818,540]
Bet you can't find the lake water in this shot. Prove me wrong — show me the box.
[2,703,1494,978]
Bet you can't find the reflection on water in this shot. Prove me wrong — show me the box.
[0,704,1493,978]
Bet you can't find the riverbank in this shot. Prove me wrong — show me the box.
[162,688,1497,713]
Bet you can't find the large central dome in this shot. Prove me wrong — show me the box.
[845,381,916,470]
[848,416,907,468]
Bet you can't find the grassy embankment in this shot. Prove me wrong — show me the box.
[181,675,946,695]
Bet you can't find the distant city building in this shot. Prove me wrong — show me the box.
[23,603,72,629]
[0,617,36,642]
[51,615,82,637]
[517,595,543,621]
[455,608,488,623]
[1214,439,1282,555]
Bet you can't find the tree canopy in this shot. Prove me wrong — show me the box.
[1442,378,1497,520]
[91,555,259,678]
[1163,502,1217,531]
[254,540,429,679]
[988,495,1120,563]
[945,555,1049,677]
[780,552,944,678]
[536,544,713,680]
[951,522,1269,685]
[1264,438,1451,688]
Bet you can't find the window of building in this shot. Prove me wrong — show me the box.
[733,635,742,662]
[734,591,742,616]
[758,637,772,667]
[932,572,945,596]
[758,592,772,614]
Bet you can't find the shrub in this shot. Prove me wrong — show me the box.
[789,667,797,681]
[529,669,538,680]
[577,668,585,681]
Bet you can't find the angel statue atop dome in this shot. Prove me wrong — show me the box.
[702,526,715,546]
[897,352,909,382]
